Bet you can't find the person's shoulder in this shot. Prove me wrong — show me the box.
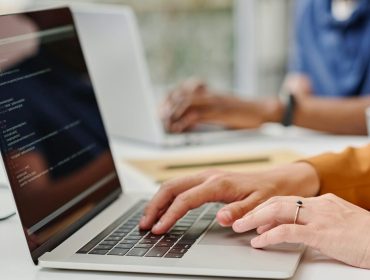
[293,0,313,19]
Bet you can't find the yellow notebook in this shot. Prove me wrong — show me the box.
[126,149,303,183]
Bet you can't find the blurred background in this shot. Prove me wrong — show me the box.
[0,0,293,98]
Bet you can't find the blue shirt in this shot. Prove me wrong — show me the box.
[289,0,370,97]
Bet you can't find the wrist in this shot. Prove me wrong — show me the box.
[263,98,284,123]
[295,162,321,196]
[267,162,320,197]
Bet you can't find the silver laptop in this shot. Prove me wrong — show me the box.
[71,4,258,147]
[0,7,303,278]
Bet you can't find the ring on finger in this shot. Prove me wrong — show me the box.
[293,200,303,224]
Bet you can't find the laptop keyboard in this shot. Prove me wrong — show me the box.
[77,200,221,258]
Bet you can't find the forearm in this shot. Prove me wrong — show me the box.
[293,96,370,135]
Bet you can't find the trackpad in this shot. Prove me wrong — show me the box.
[200,222,303,252]
[199,222,256,246]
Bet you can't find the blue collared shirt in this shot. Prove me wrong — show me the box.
[289,0,370,97]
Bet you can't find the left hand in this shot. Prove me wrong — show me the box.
[232,194,370,269]
[140,163,320,234]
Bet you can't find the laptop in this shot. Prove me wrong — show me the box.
[0,7,303,278]
[70,3,259,147]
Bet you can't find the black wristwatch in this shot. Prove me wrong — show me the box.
[280,92,296,127]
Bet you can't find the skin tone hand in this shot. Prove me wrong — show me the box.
[162,75,370,135]
[232,194,370,269]
[139,162,320,235]
[161,78,283,133]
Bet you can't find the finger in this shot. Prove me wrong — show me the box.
[180,78,206,94]
[232,198,310,233]
[251,224,313,248]
[245,196,300,217]
[169,110,200,133]
[151,179,231,234]
[170,107,232,132]
[256,223,278,234]
[160,97,175,123]
[161,89,187,130]
[170,94,218,123]
[170,96,193,121]
[242,195,310,221]
[216,192,265,227]
[162,86,192,121]
[139,173,206,229]
[169,79,206,121]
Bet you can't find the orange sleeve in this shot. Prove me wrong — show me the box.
[303,144,370,210]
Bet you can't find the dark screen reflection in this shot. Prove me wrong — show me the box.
[0,8,121,255]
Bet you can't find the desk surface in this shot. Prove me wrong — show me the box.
[1,126,370,280]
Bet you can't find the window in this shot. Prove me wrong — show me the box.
[33,0,291,98]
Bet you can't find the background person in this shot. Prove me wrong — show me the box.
[162,0,370,135]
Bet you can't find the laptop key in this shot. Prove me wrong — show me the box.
[146,247,170,257]
[177,239,195,245]
[77,201,145,254]
[161,238,178,243]
[165,234,181,239]
[89,249,109,255]
[202,215,216,220]
[169,248,187,254]
[115,228,131,233]
[134,244,153,249]
[110,232,127,238]
[116,243,134,249]
[173,243,192,249]
[145,233,162,240]
[106,236,122,241]
[169,230,186,235]
[171,226,189,231]
[156,241,175,247]
[100,241,118,246]
[176,222,193,227]
[125,235,142,240]
[125,222,138,226]
[181,219,213,241]
[120,239,138,244]
[164,253,184,258]
[108,248,129,256]
[140,239,158,245]
[131,229,149,236]
[117,226,133,232]
[95,245,114,250]
[126,248,149,257]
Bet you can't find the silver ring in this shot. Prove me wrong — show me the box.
[293,200,303,224]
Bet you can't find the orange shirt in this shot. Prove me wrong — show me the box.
[305,144,370,210]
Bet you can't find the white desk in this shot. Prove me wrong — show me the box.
[1,127,370,280]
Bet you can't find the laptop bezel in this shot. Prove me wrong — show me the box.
[0,6,124,264]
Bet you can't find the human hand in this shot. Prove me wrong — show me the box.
[139,162,320,235]
[161,78,283,133]
[232,194,370,269]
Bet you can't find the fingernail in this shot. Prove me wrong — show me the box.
[218,210,232,222]
[152,220,162,231]
[232,219,244,232]
[250,237,261,248]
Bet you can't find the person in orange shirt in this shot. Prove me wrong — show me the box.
[140,145,370,269]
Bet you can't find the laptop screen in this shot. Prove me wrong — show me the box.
[0,7,122,262]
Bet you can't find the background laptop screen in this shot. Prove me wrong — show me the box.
[0,8,122,260]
